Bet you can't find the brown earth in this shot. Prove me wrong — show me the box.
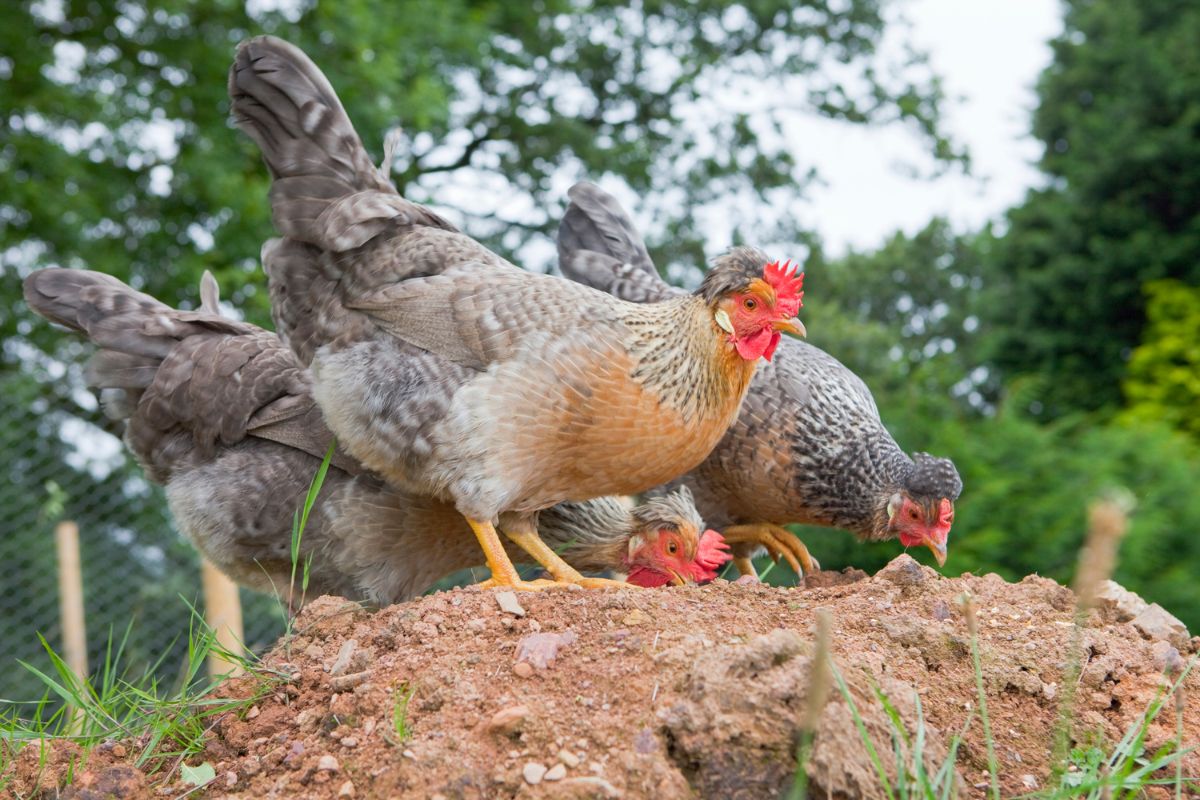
[6,555,1198,799]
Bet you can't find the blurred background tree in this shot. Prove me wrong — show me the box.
[3,0,1200,708]
[978,0,1200,418]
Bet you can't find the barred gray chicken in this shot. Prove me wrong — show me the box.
[228,37,803,592]
[557,182,963,575]
[23,269,730,605]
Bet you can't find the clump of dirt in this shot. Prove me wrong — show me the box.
[7,556,1198,799]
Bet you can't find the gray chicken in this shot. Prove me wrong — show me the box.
[23,269,732,605]
[228,37,804,592]
[557,182,963,575]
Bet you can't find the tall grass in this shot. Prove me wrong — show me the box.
[0,613,277,794]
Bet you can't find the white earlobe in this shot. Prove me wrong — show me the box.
[714,309,734,334]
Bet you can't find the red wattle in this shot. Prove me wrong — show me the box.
[734,328,781,361]
[625,566,672,588]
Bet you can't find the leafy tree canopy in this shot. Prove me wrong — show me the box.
[983,0,1200,416]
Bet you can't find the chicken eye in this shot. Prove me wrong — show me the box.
[909,509,920,520]
[743,298,757,311]
[666,540,678,554]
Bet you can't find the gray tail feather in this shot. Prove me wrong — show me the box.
[23,268,249,421]
[556,182,677,304]
[229,36,408,252]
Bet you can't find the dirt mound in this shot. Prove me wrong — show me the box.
[9,556,1199,798]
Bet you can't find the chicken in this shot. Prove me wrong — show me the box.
[557,182,963,575]
[227,37,804,592]
[22,268,730,605]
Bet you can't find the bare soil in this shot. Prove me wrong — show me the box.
[7,555,1199,799]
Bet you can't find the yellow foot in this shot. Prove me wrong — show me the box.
[733,556,758,579]
[475,577,566,592]
[723,523,821,578]
[573,577,632,590]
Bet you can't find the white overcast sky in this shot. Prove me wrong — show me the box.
[805,0,1062,255]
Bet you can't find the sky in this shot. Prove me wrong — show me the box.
[802,0,1062,256]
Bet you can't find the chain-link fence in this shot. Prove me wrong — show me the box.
[0,365,284,713]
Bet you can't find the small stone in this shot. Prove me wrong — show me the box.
[931,600,952,621]
[224,771,238,788]
[111,743,127,758]
[467,618,487,633]
[304,644,325,661]
[495,591,526,617]
[337,780,355,797]
[1021,774,1038,790]
[402,749,417,760]
[330,640,358,676]
[875,554,927,586]
[513,661,535,678]
[558,749,581,768]
[1151,641,1184,675]
[247,706,260,719]
[1133,603,1190,649]
[544,763,567,781]
[734,574,760,585]
[560,776,622,798]
[331,670,371,692]
[622,609,650,626]
[516,631,578,669]
[1042,682,1058,701]
[487,705,530,735]
[1095,580,1148,622]
[523,762,548,785]
[317,755,340,772]
[340,737,358,748]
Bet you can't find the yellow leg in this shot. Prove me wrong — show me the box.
[503,524,630,590]
[723,523,821,578]
[733,556,758,578]
[466,518,562,592]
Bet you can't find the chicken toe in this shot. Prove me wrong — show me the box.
[502,522,631,590]
[722,523,820,579]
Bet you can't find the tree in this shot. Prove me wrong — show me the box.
[983,0,1200,416]
[1122,280,1200,441]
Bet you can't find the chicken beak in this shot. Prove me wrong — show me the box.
[926,539,948,568]
[773,318,806,338]
[667,569,688,586]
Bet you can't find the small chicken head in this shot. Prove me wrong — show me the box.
[886,453,963,567]
[699,247,806,363]
[623,488,732,587]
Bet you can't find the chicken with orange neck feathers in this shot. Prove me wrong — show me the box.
[228,37,802,592]
[558,182,963,575]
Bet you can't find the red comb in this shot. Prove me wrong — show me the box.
[691,528,732,582]
[764,260,804,317]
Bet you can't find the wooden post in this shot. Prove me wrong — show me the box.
[54,520,87,734]
[201,559,246,678]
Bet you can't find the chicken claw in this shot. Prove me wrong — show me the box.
[722,523,820,578]
[475,577,565,592]
[502,523,633,590]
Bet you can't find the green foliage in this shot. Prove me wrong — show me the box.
[982,0,1200,416]
[1122,280,1200,442]
[387,682,416,746]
